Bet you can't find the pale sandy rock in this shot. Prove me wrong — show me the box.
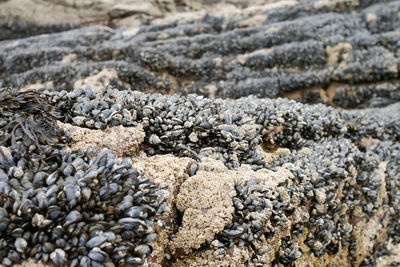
[173,245,252,267]
[172,164,236,252]
[19,81,54,91]
[315,188,326,204]
[236,47,275,64]
[60,53,78,64]
[121,27,140,38]
[236,14,268,28]
[0,0,108,26]
[151,1,292,28]
[351,208,391,266]
[376,239,400,267]
[132,153,192,266]
[366,12,377,24]
[132,153,192,195]
[326,42,353,65]
[179,0,202,11]
[10,258,47,267]
[314,0,359,10]
[261,146,291,164]
[108,1,162,18]
[172,158,291,254]
[58,121,145,156]
[151,10,207,25]
[73,68,130,91]
[114,14,143,28]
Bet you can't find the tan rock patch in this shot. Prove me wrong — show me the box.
[122,27,140,38]
[376,239,400,266]
[108,1,162,18]
[314,0,360,10]
[172,162,235,253]
[58,121,145,157]
[265,26,281,33]
[11,258,47,267]
[19,81,53,91]
[73,68,129,91]
[132,154,192,266]
[60,53,78,63]
[236,47,275,64]
[171,158,291,254]
[366,13,377,24]
[388,63,398,74]
[173,245,252,267]
[326,42,353,65]
[236,14,268,28]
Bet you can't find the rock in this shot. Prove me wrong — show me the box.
[172,159,236,253]
[108,1,163,18]
[1,1,399,108]
[1,0,400,266]
[315,188,326,204]
[58,121,145,156]
[132,154,192,266]
[73,68,130,92]
[172,158,290,255]
[0,0,276,41]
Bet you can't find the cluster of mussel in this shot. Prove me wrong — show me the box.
[50,86,399,170]
[0,88,166,266]
[48,86,400,263]
[206,178,302,265]
[51,87,265,170]
[200,136,397,265]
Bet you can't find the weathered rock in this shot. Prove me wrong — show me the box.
[132,154,192,266]
[0,0,276,41]
[58,121,145,156]
[1,0,400,266]
[1,0,399,108]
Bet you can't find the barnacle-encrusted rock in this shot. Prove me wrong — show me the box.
[172,159,236,253]
[131,154,192,266]
[1,80,399,266]
[1,0,399,108]
[1,0,400,266]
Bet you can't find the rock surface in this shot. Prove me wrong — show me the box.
[0,0,276,40]
[0,0,400,266]
[1,0,399,109]
[58,121,145,156]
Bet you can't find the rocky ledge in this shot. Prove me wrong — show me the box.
[1,0,400,109]
[0,0,400,266]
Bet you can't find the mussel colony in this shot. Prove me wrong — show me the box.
[0,88,166,266]
[0,0,400,266]
[54,87,400,266]
[1,1,400,109]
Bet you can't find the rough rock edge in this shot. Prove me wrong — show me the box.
[172,157,291,253]
[0,0,279,41]
[4,123,398,266]
[57,121,145,157]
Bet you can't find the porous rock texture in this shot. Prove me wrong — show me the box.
[0,0,275,41]
[0,0,184,40]
[57,121,145,157]
[1,0,400,109]
[1,0,400,267]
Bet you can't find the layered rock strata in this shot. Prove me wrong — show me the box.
[0,0,399,108]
